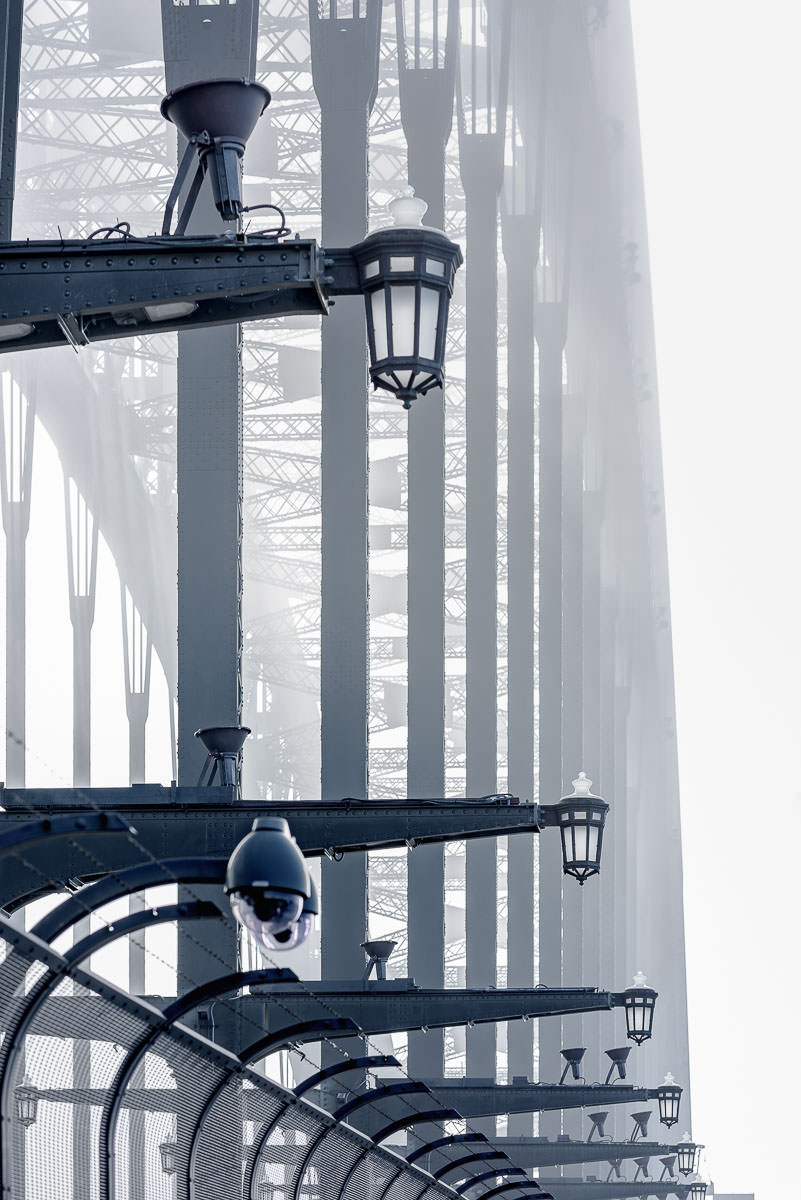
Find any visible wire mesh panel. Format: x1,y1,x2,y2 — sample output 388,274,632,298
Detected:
0,926,154,1200
382,1170,428,1200
1,921,468,1200
250,1100,332,1200
342,1152,398,1200
114,1028,238,1200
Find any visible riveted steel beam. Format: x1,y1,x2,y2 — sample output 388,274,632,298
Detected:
534,1183,687,1200
492,1138,683,1171
0,788,555,909
0,235,372,354
418,1081,663,1121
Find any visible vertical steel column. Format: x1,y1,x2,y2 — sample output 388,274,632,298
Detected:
559,388,585,1091
64,479,99,788
502,0,551,1128
121,589,152,785
63,478,98,1200
459,0,508,1118
396,0,457,1081
501,204,537,1126
0,0,22,240
160,8,259,1195
0,371,33,787
534,299,566,1135
309,0,382,984
579,477,602,1095
161,0,258,995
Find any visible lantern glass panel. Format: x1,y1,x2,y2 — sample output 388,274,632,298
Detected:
426,258,446,276
389,285,416,356
419,287,439,359
571,823,588,863
390,256,415,271
371,290,388,359
363,260,380,279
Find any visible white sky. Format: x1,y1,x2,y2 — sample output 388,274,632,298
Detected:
630,4,801,1197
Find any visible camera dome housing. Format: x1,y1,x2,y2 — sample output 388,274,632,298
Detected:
259,875,319,952
225,817,310,947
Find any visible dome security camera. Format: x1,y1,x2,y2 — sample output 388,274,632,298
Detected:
225,817,311,951
260,875,319,951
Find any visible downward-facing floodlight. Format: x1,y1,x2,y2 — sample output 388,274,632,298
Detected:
633,1157,650,1181
159,1141,178,1177
553,772,609,883
659,1157,677,1181
351,194,462,408
196,724,251,786
362,939,398,980
676,1134,701,1177
587,1112,609,1142
604,1047,632,1083
630,1111,651,1142
559,1047,586,1083
623,972,657,1043
14,1076,38,1129
225,817,311,948
161,78,271,234
656,1072,682,1127
606,1160,623,1182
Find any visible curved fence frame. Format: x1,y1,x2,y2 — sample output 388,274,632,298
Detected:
0,915,534,1200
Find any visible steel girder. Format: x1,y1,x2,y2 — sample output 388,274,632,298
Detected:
413,1082,665,1124
533,1185,688,1200
490,1140,683,1172
0,235,373,354
0,788,560,908
25,984,630,1049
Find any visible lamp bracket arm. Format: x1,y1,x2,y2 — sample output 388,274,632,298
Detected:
319,247,362,295
537,804,560,827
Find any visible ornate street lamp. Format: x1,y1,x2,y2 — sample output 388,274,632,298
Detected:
14,1075,38,1129
159,1141,178,1177
351,194,463,408
676,1134,701,1177
656,1072,682,1127
622,972,657,1044
552,772,609,884
689,1181,707,1200
225,817,311,949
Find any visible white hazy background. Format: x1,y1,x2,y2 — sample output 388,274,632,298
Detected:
630,4,801,1198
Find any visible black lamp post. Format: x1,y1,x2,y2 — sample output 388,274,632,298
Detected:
676,1134,701,1177
551,772,609,884
656,1072,682,1127
351,194,463,408
622,972,658,1043
14,1076,38,1129
159,1141,178,1177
